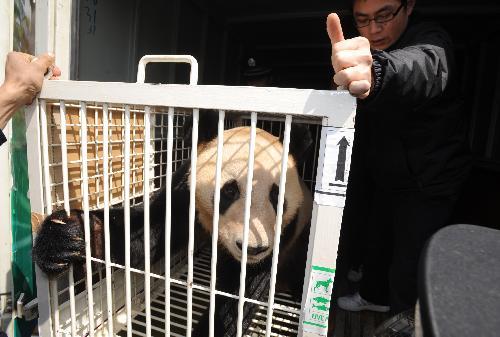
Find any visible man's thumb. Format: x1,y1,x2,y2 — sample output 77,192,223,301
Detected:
327,13,345,44
32,52,55,73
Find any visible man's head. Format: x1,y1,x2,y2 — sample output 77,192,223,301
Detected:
352,0,415,50
243,58,273,87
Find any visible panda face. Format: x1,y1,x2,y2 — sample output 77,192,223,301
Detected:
194,127,306,264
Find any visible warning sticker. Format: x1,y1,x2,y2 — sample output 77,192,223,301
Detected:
314,127,354,207
302,265,335,336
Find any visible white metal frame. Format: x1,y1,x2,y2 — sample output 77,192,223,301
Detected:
39,81,354,124
137,55,199,85
25,2,74,337
27,79,355,337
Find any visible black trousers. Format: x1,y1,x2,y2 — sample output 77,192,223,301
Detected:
358,187,459,313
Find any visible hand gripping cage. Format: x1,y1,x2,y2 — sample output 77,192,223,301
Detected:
25,56,356,337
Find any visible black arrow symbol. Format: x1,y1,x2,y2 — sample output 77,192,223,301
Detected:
335,136,349,182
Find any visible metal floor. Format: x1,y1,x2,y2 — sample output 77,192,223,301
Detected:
118,246,301,337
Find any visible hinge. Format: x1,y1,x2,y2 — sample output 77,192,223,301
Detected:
0,292,12,332
15,293,38,321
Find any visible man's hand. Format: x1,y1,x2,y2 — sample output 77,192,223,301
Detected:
327,13,373,99
0,52,61,129
3,52,61,105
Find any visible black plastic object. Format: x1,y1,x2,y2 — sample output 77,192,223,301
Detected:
373,309,415,337
419,224,500,337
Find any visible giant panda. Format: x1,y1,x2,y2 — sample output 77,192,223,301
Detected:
33,113,313,336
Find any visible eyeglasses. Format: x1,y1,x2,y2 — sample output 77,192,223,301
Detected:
354,3,405,28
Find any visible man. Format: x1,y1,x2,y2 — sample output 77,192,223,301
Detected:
329,0,469,314
0,52,60,146
243,57,273,87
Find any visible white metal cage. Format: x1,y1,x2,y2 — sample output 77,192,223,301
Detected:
26,68,356,337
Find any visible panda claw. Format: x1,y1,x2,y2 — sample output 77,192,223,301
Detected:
37,260,69,276
33,209,88,275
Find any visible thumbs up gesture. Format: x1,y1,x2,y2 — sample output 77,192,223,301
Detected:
327,13,373,99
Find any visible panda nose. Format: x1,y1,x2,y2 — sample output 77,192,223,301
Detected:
236,240,268,255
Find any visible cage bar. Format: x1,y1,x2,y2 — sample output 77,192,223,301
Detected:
124,104,133,337
236,111,258,337
143,106,152,337
59,101,78,337
165,107,175,335
208,110,225,337
186,109,200,337
102,103,115,336
80,101,96,337
40,99,61,336
265,115,292,337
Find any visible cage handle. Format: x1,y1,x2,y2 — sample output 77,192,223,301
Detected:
136,55,199,85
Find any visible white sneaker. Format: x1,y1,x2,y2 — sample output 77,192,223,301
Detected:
347,267,363,282
337,292,390,312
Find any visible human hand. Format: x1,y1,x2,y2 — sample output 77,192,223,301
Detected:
327,13,373,99
0,52,61,129
3,52,61,106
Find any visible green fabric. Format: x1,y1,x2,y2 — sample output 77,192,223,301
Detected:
11,111,37,337
12,0,38,335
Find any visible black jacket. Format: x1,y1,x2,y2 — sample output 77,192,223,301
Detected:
355,20,469,193
0,129,5,147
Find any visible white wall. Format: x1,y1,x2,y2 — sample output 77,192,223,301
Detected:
0,1,14,335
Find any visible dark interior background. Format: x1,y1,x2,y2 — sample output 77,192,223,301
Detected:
74,0,500,229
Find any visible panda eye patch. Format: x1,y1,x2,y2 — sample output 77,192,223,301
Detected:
219,180,240,214
269,183,287,214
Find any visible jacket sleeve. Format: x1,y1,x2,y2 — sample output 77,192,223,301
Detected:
366,23,455,109
0,129,6,147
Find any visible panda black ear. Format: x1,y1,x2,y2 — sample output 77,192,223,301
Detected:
281,123,313,164
181,109,219,147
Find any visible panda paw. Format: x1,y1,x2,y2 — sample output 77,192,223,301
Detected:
33,209,86,276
